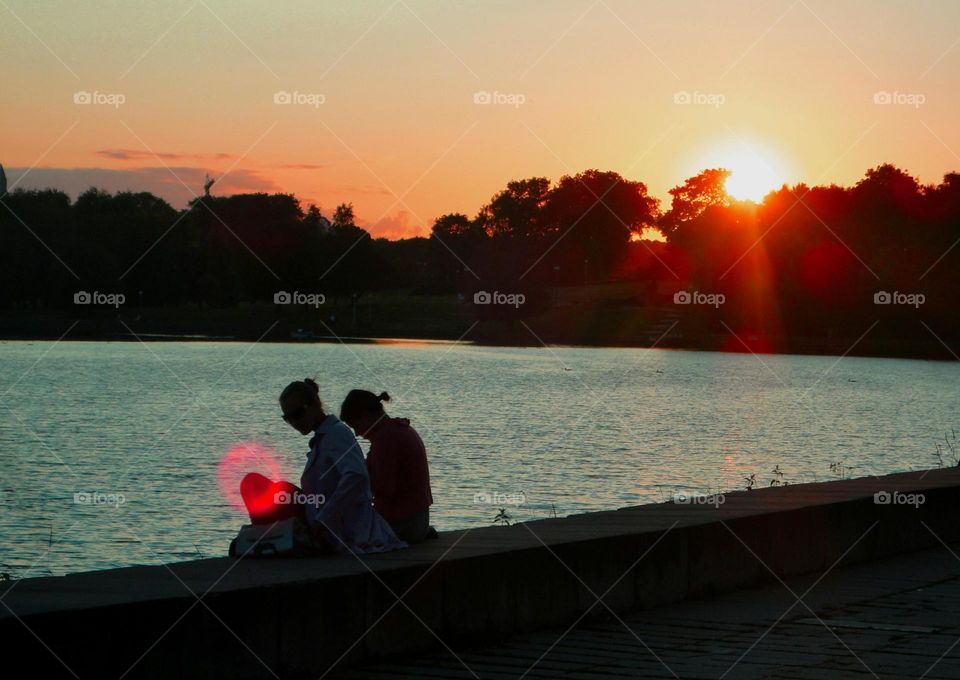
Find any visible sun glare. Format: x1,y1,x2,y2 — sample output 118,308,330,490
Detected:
723,151,782,202
688,142,789,203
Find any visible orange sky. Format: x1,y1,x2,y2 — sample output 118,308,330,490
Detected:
2,0,959,239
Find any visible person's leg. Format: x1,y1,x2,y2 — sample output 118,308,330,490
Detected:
389,508,430,543
287,517,336,555
240,472,304,524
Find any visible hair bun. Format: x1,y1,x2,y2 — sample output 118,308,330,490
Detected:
378,391,391,402
304,377,320,394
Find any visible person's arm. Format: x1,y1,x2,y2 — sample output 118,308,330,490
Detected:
371,437,402,507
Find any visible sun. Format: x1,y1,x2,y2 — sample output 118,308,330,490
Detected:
688,141,789,203
723,150,783,202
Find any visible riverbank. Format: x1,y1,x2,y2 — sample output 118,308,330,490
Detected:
3,467,959,678
1,302,957,361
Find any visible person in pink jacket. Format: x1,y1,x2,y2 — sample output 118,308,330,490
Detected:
340,390,435,543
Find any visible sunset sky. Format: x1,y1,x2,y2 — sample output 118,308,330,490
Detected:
2,0,959,238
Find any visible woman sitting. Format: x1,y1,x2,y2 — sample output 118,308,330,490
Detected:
340,390,435,543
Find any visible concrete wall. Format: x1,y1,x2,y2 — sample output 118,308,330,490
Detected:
4,467,959,678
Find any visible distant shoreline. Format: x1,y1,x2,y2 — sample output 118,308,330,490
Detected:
1,319,955,362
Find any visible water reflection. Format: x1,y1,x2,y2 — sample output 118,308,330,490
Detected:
0,340,957,576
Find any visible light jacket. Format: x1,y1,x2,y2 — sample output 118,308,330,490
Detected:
300,414,406,554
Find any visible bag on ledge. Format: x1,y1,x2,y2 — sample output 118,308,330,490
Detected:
228,517,329,558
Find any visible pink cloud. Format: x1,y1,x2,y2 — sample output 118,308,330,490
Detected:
330,184,391,196
97,149,234,162
363,209,429,239
276,163,327,170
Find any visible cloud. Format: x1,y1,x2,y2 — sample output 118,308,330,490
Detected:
362,209,428,239
96,149,234,162
276,163,327,170
4,166,281,208
330,184,391,196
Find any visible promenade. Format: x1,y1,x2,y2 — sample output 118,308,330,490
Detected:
4,467,959,678
335,536,960,678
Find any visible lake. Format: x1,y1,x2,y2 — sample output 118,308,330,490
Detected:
1,339,957,576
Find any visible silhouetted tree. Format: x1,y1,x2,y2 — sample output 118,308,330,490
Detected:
541,169,659,281
659,168,732,238
332,203,356,228
4,163,960,353
480,177,552,239
425,213,488,293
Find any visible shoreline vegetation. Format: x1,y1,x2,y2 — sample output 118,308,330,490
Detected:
2,284,956,361
3,164,959,362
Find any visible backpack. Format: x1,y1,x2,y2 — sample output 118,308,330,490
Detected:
228,516,329,558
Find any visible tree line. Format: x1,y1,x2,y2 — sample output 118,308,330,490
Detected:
1,163,958,343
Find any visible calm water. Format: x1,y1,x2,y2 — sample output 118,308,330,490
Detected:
1,339,957,577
